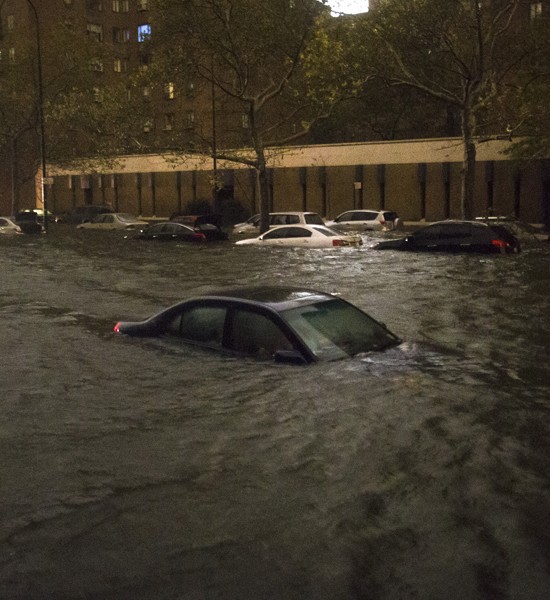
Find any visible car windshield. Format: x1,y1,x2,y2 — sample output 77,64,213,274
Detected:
281,298,400,360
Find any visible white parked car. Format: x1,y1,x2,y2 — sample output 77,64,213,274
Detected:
235,224,362,248
326,209,401,232
77,213,148,230
0,217,23,234
233,211,325,234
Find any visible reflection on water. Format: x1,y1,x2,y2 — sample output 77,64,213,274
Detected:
0,227,549,599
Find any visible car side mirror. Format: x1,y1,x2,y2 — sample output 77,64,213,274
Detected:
273,350,308,365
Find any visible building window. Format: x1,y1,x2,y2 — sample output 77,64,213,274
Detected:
86,0,103,10
137,0,149,9
186,110,195,127
114,57,128,72
92,87,104,102
112,0,129,12
6,14,15,30
143,119,153,133
86,23,103,42
113,27,130,43
139,53,152,70
138,24,151,42
163,113,174,131
142,85,151,100
530,1,542,19
241,113,250,129
89,57,104,72
164,82,175,100
8,47,15,63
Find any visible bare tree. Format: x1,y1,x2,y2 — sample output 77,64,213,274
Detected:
153,0,330,232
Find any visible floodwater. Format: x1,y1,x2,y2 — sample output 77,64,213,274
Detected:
0,227,549,600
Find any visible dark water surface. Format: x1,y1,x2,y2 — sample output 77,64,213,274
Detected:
1,227,549,600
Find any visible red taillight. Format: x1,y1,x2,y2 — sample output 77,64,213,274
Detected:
491,239,508,249
193,233,207,242
114,323,120,333
332,239,344,246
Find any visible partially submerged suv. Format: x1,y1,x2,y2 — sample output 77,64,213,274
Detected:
325,209,401,232
233,212,324,234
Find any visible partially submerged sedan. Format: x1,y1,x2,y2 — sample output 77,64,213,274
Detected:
134,221,207,243
114,287,401,364
374,220,521,253
77,213,147,231
0,217,23,235
235,224,362,248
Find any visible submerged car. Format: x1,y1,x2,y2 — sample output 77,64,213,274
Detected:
114,287,401,363
77,212,147,230
134,221,207,243
56,205,114,224
169,213,228,241
235,224,362,248
0,216,23,235
326,209,401,232
233,211,325,234
13,210,45,234
374,220,521,254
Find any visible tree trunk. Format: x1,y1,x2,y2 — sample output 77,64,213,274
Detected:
460,105,477,220
256,155,271,234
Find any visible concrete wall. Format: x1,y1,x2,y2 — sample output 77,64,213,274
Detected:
41,139,550,227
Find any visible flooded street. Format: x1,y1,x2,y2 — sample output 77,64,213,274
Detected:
1,227,549,600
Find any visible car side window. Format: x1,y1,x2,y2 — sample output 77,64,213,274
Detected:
336,212,352,222
228,309,294,358
264,227,290,239
168,306,226,347
286,227,311,238
0,218,7,226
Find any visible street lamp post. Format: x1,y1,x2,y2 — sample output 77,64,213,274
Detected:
0,0,48,231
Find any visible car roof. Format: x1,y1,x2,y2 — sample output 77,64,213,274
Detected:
185,287,336,312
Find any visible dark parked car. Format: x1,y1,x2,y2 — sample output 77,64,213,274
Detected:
169,214,228,241
374,220,521,254
56,205,114,224
134,221,207,243
114,287,401,364
14,210,45,234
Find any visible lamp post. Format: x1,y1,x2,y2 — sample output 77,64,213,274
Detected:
0,0,48,231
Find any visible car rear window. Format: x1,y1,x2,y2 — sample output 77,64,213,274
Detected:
304,213,324,225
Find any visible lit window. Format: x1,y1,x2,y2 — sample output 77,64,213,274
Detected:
92,87,104,102
112,0,129,12
143,119,153,132
8,47,15,63
86,23,103,42
142,86,151,100
138,0,149,9
113,57,127,72
7,14,15,30
530,1,542,19
138,24,151,42
241,113,250,129
164,82,175,100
